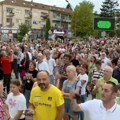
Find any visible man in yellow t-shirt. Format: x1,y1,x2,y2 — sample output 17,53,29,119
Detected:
28,71,64,120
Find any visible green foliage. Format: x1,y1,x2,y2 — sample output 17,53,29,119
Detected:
71,1,94,37
116,28,120,37
17,23,30,42
13,33,17,39
45,18,51,39
19,23,30,36
17,35,24,42
100,0,119,17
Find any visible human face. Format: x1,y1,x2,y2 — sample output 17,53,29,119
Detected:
29,62,35,70
95,63,101,69
101,53,106,59
37,54,43,63
66,70,75,80
101,83,115,103
117,59,120,68
103,68,112,79
91,56,95,62
63,57,70,65
79,66,86,74
10,84,20,95
117,90,120,97
37,72,50,91
45,52,50,59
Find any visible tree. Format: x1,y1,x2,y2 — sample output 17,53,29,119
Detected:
19,23,30,36
100,0,119,17
71,1,94,37
116,28,120,37
45,18,51,40
100,0,120,37
17,23,30,42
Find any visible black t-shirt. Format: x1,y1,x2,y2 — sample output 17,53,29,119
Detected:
24,69,38,90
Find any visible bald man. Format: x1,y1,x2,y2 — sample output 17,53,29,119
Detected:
36,53,50,74
28,71,64,120
92,66,118,99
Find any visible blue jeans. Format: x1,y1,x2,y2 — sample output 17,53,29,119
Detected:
24,89,30,107
79,94,86,120
49,75,55,85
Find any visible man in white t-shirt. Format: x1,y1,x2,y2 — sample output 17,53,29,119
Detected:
44,50,56,85
78,74,88,98
36,53,50,74
101,52,111,69
70,81,120,120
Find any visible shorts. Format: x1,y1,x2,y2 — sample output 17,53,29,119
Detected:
64,100,78,117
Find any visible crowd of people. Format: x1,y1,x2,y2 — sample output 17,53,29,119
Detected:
0,37,120,120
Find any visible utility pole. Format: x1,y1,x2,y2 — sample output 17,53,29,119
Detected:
1,0,4,28
30,0,33,29
29,0,33,40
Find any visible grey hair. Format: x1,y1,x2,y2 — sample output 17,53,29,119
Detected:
104,66,113,73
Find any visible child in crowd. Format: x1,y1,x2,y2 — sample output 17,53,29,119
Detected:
5,80,26,120
116,84,120,105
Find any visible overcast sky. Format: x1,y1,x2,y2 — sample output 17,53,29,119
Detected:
25,0,120,13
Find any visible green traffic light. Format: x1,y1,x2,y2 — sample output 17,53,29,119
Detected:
97,21,111,29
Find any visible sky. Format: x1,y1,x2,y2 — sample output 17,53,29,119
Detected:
25,0,120,13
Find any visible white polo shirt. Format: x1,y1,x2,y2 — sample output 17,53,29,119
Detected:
36,61,50,74
80,99,120,120
77,74,88,95
44,58,56,75
101,57,111,69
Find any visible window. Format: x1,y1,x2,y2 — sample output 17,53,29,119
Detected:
61,15,66,20
25,9,31,15
25,20,30,25
6,7,13,13
6,18,12,23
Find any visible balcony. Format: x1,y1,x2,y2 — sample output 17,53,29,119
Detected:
41,15,48,20
64,19,71,23
6,12,14,17
53,17,61,21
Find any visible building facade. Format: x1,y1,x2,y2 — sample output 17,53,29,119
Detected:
0,0,72,40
